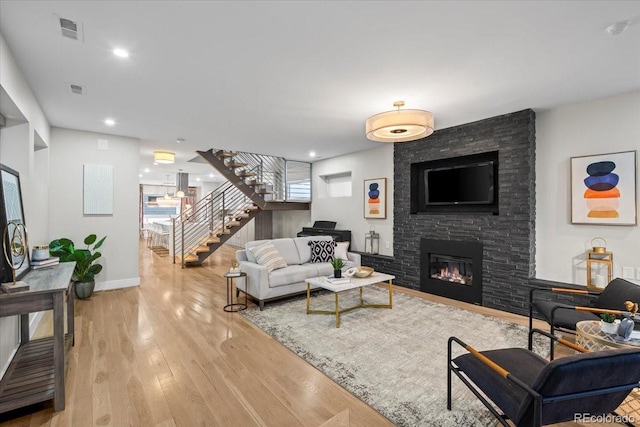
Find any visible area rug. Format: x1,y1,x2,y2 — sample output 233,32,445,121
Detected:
242,286,548,427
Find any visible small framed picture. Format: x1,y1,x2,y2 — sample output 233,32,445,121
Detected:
570,150,637,225
364,178,386,219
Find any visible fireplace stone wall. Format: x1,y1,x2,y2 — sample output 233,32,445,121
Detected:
389,109,536,315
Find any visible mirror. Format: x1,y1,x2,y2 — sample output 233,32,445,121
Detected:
0,164,30,282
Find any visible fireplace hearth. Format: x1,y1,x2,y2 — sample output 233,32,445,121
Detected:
421,239,483,305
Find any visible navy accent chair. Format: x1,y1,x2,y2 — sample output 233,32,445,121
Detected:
448,329,640,427
529,278,640,358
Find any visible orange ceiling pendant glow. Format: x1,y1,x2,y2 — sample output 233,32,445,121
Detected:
154,150,175,164
365,101,434,143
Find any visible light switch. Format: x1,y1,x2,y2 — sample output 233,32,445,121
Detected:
98,139,108,150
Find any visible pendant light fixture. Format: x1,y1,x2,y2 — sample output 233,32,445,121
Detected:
176,170,188,198
154,150,175,164
365,101,434,143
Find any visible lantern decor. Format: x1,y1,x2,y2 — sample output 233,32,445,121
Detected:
364,227,379,254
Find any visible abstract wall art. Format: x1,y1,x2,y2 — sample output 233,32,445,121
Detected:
571,151,637,225
364,178,386,219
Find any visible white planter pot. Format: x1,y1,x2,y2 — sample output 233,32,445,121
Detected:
600,320,619,335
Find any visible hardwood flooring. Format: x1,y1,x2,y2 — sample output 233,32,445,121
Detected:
0,242,627,426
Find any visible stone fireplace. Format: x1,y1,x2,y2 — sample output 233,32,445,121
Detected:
421,239,483,305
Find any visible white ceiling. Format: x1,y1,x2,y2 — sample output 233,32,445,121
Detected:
1,1,639,186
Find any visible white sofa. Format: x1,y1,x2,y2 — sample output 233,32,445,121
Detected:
236,235,361,310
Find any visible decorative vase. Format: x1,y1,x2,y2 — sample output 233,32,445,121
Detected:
333,269,342,279
617,317,634,340
600,320,618,335
75,280,95,299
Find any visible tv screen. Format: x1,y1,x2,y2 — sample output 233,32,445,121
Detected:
425,162,494,205
410,151,499,214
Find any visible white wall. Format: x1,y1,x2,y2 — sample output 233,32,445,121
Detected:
312,145,394,255
49,128,141,290
0,33,52,377
536,91,640,286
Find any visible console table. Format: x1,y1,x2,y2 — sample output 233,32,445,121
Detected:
0,262,75,413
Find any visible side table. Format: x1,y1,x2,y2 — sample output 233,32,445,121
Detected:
576,320,640,422
223,272,248,312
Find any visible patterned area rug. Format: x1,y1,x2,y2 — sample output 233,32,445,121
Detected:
242,286,548,426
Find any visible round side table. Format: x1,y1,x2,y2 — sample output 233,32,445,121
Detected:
575,320,640,422
576,320,640,351
223,272,248,312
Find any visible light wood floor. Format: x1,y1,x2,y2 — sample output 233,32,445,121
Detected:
0,242,627,426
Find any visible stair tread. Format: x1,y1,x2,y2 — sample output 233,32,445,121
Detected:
226,213,250,218
226,221,241,227
183,255,199,263
215,150,236,159
195,245,210,253
246,181,265,186
236,171,256,177
244,205,259,211
226,161,247,168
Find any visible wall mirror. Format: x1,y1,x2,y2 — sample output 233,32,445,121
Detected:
0,163,30,282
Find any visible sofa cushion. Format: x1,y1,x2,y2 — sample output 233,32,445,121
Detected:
249,243,288,272
245,239,271,263
269,265,315,288
335,241,350,260
294,235,334,264
271,238,302,265
309,240,336,262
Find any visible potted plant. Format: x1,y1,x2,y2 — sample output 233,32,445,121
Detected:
330,258,345,278
599,312,618,334
49,234,107,299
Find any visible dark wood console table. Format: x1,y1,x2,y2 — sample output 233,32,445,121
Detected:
0,262,75,413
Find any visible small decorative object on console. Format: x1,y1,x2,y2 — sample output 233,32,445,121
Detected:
228,259,241,277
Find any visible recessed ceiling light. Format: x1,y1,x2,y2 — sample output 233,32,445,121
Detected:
309,151,316,158
113,48,129,58
176,138,185,144
196,178,201,182
104,118,115,126
144,168,150,173
209,173,214,178
139,174,143,178
605,21,631,36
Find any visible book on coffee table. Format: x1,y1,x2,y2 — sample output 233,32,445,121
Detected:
326,277,350,285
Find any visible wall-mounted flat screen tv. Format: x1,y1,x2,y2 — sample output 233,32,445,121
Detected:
411,151,499,214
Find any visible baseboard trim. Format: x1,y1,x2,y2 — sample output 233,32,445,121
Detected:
95,277,140,292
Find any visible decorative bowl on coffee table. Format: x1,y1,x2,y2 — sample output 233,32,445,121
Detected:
354,266,374,278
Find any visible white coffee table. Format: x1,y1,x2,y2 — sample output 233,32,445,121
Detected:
305,272,395,327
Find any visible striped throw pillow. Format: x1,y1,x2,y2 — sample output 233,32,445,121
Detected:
249,243,288,272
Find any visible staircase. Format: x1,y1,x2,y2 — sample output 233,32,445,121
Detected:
172,149,310,267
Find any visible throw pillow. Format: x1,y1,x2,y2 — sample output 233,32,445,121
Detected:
308,240,336,263
335,241,350,261
249,243,288,272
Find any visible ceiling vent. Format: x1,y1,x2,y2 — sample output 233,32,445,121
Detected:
56,15,83,42
68,84,85,95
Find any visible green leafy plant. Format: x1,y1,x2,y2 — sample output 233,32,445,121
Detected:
330,258,345,270
600,311,616,323
49,234,107,282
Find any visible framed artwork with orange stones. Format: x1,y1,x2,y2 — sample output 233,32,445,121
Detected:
364,178,386,219
570,150,637,225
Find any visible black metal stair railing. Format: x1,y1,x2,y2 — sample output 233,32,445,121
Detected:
172,182,255,267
